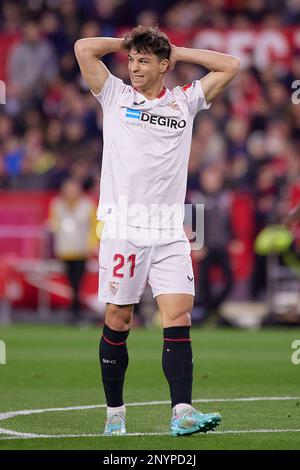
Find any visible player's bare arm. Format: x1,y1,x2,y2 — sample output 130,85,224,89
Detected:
74,37,123,95
169,46,240,103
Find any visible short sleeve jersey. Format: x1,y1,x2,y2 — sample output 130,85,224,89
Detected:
92,74,210,229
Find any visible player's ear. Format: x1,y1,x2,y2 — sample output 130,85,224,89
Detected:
160,59,169,74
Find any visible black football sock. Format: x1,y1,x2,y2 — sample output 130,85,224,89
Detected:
99,324,129,408
162,326,193,408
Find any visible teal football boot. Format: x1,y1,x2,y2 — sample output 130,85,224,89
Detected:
103,413,126,436
171,406,221,437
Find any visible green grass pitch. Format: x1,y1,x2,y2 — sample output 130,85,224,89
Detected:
0,324,300,450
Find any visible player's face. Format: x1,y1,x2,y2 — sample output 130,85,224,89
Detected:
128,49,167,89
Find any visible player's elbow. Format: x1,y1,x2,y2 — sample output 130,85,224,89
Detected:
74,39,86,57
228,56,240,76
74,39,97,57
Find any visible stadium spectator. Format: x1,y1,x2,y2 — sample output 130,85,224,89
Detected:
190,162,234,317
8,18,58,111
251,160,280,299
48,178,97,322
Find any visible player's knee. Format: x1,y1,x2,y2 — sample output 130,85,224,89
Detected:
158,294,194,327
168,297,193,321
171,310,191,325
105,304,133,331
108,315,132,331
162,310,192,328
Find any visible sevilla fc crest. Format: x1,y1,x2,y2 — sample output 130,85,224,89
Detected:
109,281,119,295
168,100,181,112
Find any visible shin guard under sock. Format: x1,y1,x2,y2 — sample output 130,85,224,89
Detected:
99,324,129,408
162,326,193,408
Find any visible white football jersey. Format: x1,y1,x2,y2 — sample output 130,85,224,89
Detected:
92,74,210,229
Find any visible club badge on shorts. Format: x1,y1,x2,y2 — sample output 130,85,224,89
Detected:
109,281,119,295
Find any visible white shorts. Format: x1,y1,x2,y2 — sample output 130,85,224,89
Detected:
98,222,195,304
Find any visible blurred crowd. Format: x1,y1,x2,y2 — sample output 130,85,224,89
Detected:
0,0,300,255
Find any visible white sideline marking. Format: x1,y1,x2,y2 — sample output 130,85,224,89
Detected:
0,428,39,438
0,396,299,441
1,429,300,441
1,396,299,421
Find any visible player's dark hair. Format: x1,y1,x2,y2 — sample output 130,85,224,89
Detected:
122,26,171,61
